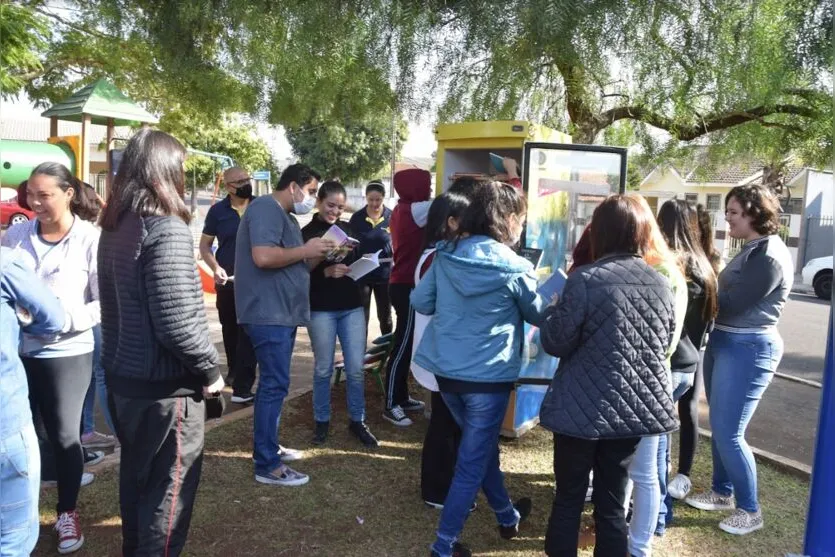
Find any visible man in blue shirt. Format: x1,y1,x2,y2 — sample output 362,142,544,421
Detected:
1,246,65,556
200,167,258,403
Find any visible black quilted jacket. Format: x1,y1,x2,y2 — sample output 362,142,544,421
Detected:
539,254,679,440
98,213,220,398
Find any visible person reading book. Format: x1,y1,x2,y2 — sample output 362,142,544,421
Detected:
301,181,379,448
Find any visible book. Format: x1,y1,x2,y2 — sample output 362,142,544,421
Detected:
537,268,568,301
490,152,507,174
518,247,543,269
347,250,382,281
321,224,359,262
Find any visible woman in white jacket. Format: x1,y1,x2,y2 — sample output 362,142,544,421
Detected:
1,162,101,554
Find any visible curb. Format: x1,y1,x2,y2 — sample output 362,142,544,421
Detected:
698,427,811,481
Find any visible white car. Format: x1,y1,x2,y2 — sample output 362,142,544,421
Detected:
801,256,833,300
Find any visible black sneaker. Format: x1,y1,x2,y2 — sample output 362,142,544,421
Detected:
231,392,255,404
383,405,413,426
311,421,329,445
348,421,379,447
498,497,532,540
430,542,472,557
83,448,105,467
401,397,426,412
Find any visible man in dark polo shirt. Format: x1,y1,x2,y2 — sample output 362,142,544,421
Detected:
199,166,257,403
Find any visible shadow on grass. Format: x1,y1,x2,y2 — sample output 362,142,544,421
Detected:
35,376,810,557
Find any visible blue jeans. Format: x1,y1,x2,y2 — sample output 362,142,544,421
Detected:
308,308,366,423
246,324,297,475
82,325,114,435
432,390,519,557
657,371,694,532
704,329,782,513
0,424,40,557
627,434,661,557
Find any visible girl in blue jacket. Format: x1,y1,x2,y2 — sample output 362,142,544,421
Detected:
411,181,546,557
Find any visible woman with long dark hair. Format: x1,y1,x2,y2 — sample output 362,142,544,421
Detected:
655,199,719,531
412,181,474,509
686,185,793,535
539,194,679,557
98,129,224,556
2,162,102,554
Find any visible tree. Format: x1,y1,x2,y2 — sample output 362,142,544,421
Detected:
286,114,408,184
160,117,277,190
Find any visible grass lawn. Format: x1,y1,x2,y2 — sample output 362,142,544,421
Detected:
36,380,809,556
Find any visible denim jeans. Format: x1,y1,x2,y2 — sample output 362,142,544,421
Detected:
627,434,661,557
656,371,694,531
0,423,40,557
82,325,114,435
432,390,519,557
704,329,782,513
246,324,297,475
307,308,366,423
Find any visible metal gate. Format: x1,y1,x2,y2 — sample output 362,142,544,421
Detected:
803,215,834,265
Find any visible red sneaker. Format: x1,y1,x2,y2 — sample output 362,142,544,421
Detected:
55,510,84,554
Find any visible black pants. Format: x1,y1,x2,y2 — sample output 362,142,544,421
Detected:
109,392,205,557
385,283,414,409
677,356,704,476
23,353,92,514
545,433,640,557
216,284,257,395
421,392,462,504
361,282,393,336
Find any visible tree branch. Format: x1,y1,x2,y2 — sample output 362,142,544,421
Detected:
33,6,120,41
598,104,817,141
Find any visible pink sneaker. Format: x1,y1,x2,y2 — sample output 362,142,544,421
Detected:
55,510,84,554
81,431,117,449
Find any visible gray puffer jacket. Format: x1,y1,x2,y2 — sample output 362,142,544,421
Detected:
539,254,679,440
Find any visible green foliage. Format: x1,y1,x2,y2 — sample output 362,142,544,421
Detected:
159,117,276,189
286,113,408,184
0,3,48,97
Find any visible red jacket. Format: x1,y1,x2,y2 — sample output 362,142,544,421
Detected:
389,168,432,286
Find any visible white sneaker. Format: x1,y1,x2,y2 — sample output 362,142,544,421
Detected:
685,490,735,511
719,509,764,535
278,445,303,462
383,405,413,427
255,465,310,487
43,472,94,489
667,473,693,500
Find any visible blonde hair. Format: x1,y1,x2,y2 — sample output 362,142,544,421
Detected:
625,193,678,270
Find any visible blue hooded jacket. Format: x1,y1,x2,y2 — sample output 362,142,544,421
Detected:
1,247,65,440
410,235,546,384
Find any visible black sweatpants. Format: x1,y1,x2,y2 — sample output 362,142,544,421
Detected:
545,433,640,557
109,392,205,557
421,391,462,504
385,283,414,409
677,356,704,477
361,282,393,336
23,353,92,514
216,284,257,395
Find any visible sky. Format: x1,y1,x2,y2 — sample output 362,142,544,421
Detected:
2,95,438,160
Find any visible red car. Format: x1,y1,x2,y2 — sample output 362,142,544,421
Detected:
0,190,35,228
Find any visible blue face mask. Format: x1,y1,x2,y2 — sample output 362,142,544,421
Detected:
293,190,316,214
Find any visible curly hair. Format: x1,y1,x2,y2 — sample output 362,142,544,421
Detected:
725,184,780,236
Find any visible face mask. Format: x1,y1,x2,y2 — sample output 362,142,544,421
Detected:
234,183,253,198
293,189,316,214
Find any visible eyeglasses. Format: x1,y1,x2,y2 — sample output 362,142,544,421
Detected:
228,178,251,187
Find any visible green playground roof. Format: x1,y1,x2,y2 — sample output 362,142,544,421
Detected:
41,79,159,126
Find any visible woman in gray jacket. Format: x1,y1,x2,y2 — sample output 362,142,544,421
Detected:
538,194,679,557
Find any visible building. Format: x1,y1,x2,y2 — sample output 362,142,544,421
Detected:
639,158,832,266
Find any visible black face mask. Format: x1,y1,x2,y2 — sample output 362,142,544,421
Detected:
233,183,253,198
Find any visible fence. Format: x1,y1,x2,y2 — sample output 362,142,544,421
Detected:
727,214,794,260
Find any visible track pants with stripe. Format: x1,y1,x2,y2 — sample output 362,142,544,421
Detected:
385,283,415,409
109,392,205,557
